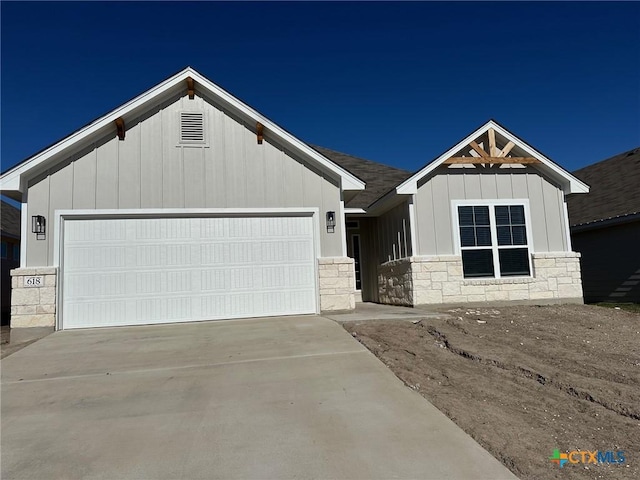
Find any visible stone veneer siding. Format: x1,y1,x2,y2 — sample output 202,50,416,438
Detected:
378,259,414,306
10,267,57,328
318,257,356,311
378,252,583,306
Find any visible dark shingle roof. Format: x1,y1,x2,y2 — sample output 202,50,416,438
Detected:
1,201,21,238
311,146,412,209
567,147,640,226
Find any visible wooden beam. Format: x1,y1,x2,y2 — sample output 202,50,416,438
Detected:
444,156,541,164
256,122,264,144
469,141,489,158
498,141,515,157
488,128,497,156
115,117,125,140
186,77,195,99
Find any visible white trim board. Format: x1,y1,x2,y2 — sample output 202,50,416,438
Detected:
53,207,322,330
395,120,589,197
450,199,535,280
1,67,365,194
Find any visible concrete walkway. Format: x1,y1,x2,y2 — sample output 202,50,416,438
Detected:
324,301,450,323
1,315,516,479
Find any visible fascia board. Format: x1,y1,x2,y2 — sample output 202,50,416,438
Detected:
490,122,589,195
1,68,192,191
396,120,590,196
1,67,364,193
395,123,492,195
0,174,21,191
190,71,364,191
366,189,411,216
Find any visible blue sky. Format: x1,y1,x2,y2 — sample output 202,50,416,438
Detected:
1,1,639,175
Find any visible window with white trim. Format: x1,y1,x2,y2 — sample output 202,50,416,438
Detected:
457,204,531,278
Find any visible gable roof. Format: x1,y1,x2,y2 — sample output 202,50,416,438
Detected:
567,146,640,228
311,146,412,209
394,119,589,197
1,201,21,239
0,67,364,197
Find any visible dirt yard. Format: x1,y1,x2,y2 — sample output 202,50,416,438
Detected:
342,304,639,480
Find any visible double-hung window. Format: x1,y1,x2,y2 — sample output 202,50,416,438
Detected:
457,202,531,278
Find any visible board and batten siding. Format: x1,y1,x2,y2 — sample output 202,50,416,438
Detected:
414,166,569,256
25,93,343,266
376,201,412,263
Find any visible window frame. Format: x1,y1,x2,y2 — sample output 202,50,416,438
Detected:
452,199,534,279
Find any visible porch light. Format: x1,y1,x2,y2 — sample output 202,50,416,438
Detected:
326,211,336,233
32,215,46,239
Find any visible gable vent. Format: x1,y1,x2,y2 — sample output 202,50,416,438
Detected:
180,112,205,143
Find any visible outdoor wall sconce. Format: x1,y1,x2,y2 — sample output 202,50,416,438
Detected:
32,215,46,240
326,211,336,233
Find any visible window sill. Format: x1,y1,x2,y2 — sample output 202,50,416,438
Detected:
463,277,535,286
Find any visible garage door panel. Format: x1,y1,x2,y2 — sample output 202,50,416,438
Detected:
62,215,317,329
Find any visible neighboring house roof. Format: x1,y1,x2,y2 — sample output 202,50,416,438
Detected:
311,146,412,209
1,201,21,239
567,146,640,228
0,67,364,198
392,119,589,198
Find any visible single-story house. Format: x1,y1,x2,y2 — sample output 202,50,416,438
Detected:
567,147,640,303
1,200,21,324
0,67,589,330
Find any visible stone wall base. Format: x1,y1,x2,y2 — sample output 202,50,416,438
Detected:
377,252,584,306
318,257,356,311
10,267,57,328
377,258,413,306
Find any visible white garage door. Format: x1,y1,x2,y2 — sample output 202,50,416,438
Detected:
61,215,317,329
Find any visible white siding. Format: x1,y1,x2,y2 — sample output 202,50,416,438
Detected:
26,93,343,265
415,166,568,255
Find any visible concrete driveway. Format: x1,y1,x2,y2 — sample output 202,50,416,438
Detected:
1,315,516,479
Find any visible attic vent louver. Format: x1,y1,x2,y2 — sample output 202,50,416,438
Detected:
180,112,205,143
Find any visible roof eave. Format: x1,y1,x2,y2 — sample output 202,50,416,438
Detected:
396,120,590,197
0,67,364,193
192,73,365,191
571,212,640,233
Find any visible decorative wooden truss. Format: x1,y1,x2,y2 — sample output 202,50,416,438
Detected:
444,128,540,165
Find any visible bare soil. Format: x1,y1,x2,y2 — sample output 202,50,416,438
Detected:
342,304,640,480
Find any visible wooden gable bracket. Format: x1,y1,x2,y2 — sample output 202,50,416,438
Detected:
256,122,264,144
186,77,195,99
115,117,125,141
444,136,541,165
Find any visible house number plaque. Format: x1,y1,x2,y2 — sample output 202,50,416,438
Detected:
24,276,44,288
